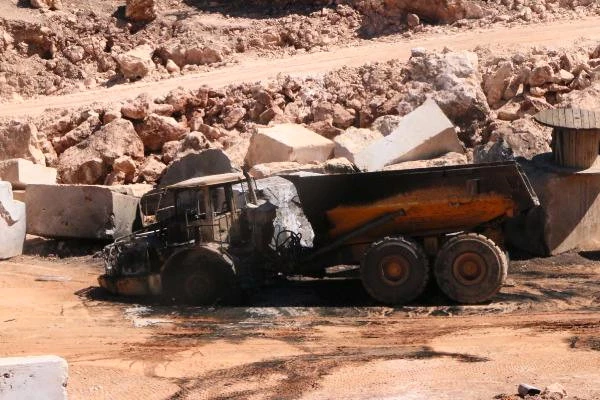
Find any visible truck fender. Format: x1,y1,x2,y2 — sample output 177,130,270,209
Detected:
160,246,236,277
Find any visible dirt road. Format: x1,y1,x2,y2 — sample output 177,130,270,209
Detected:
0,251,599,399
2,17,600,119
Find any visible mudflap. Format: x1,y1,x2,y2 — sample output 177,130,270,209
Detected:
98,274,162,297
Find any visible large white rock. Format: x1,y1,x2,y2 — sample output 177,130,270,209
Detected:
245,124,334,167
0,181,26,259
507,155,600,255
115,44,155,80
25,184,140,239
0,122,45,165
0,158,57,189
333,127,383,164
354,99,464,171
0,355,67,400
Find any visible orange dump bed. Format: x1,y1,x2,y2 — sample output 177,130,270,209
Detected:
284,161,539,246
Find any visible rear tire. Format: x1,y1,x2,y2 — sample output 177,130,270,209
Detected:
434,233,508,304
162,252,237,305
360,237,429,305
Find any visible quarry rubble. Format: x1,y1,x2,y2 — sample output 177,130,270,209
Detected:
4,41,600,185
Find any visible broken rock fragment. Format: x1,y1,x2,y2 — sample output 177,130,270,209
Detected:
115,45,155,80
58,119,144,184
136,113,188,151
126,0,156,22
0,122,45,165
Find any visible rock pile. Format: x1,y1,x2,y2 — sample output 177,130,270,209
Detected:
1,0,598,101
4,42,600,185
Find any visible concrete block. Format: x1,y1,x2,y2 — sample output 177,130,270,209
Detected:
333,127,383,164
507,155,600,255
245,123,334,167
0,355,67,400
0,158,57,189
0,181,26,260
25,184,140,239
354,99,464,171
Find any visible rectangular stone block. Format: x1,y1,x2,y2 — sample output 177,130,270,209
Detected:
507,156,600,255
0,355,68,400
0,158,57,189
25,184,140,239
245,123,334,167
0,181,26,260
355,99,464,171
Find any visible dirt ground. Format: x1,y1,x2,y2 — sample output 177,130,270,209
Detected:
0,248,599,400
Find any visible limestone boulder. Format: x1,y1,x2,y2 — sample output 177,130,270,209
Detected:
333,127,383,164
0,182,26,259
140,157,167,184
135,113,188,151
355,99,464,172
30,0,61,9
25,184,140,239
483,61,513,108
58,119,144,184
371,115,403,136
245,124,334,167
115,45,155,80
0,122,45,165
508,156,600,255
558,81,600,110
528,60,554,87
332,104,355,129
407,50,489,124
126,0,156,22
0,159,57,189
52,112,101,154
121,93,153,120
112,155,137,183
185,45,223,65
486,119,551,160
222,107,246,129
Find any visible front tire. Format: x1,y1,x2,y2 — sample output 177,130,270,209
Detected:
360,237,429,305
434,233,508,304
162,251,237,305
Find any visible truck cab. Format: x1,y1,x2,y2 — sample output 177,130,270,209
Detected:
99,172,261,303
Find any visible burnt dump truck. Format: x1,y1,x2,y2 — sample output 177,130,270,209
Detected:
99,161,539,305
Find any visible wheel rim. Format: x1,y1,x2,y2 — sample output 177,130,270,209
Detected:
184,273,214,303
380,255,411,285
452,252,487,286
